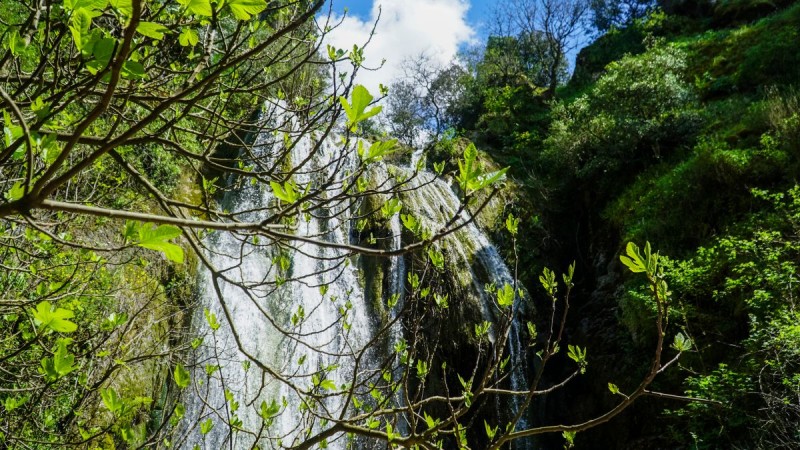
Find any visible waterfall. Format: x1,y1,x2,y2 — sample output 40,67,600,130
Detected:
179,107,532,449
399,169,533,442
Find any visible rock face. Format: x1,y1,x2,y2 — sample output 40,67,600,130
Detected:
395,167,535,448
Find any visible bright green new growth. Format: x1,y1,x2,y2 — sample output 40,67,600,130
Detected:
340,85,383,131
456,143,509,195
227,0,268,20
270,179,303,204
136,22,170,40
101,387,124,414
31,301,78,333
497,283,515,308
567,344,588,374
358,139,398,163
381,197,402,218
174,363,191,389
125,221,184,263
40,339,76,381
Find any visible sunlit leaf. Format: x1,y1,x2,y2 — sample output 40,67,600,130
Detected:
228,0,267,20
179,28,199,46
53,339,76,376
31,301,78,333
174,363,191,388
65,0,108,11
340,85,382,131
101,387,123,413
122,60,145,79
137,22,170,40
134,223,184,263
109,0,133,16
5,182,24,201
178,0,213,16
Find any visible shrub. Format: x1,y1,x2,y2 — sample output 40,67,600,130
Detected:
544,44,698,189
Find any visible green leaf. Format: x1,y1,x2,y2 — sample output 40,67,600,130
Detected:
358,139,397,164
170,403,186,426
433,293,448,309
53,339,76,376
416,360,429,379
401,213,421,235
319,379,337,391
455,143,508,194
270,180,301,204
101,387,123,413
40,357,58,380
505,213,519,236
386,422,396,442
619,242,645,273
66,0,108,11
497,283,515,308
427,247,444,270
122,60,145,79
539,267,557,296
484,420,498,440
608,382,620,395
381,197,402,218
31,301,78,333
672,332,693,352
179,28,199,46
86,37,116,74
178,0,213,16
5,182,24,201
259,399,280,419
205,364,220,377
30,97,52,121
200,418,213,435
4,395,29,412
69,8,93,50
474,321,491,338
109,0,133,16
468,167,508,192
135,223,184,263
174,363,191,388
567,345,588,374
526,321,537,340
227,0,267,20
204,308,220,330
136,22,170,40
4,111,23,150
424,412,436,429
340,85,382,131
7,30,27,56
563,431,577,448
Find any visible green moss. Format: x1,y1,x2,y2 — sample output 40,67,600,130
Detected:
681,3,800,96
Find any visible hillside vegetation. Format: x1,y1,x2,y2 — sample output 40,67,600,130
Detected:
430,1,800,447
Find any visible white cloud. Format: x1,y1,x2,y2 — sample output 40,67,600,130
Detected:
323,0,475,96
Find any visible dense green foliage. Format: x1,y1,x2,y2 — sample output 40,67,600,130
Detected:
408,0,800,447
1,0,672,446
4,0,800,446
0,0,333,446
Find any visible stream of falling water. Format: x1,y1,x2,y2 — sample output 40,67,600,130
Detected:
181,113,532,449
400,168,532,444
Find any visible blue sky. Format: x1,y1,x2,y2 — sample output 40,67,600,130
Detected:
322,0,587,94
323,0,490,93
331,0,495,39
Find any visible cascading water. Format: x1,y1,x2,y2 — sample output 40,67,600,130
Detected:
181,106,375,449
180,106,532,449
399,169,533,441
